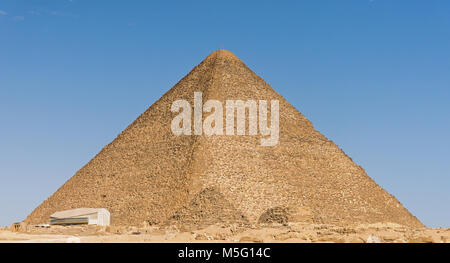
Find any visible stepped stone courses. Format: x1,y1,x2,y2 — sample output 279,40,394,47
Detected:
25,50,423,228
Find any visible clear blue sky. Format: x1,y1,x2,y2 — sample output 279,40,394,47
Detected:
0,0,449,228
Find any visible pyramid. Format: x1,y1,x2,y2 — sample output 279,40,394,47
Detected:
25,50,423,228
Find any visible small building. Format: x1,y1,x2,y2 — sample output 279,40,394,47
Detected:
50,208,110,226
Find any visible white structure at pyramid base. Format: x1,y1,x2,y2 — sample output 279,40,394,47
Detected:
50,208,110,226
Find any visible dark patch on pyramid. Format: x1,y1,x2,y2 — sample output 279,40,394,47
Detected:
25,50,423,228
167,187,249,226
258,207,291,224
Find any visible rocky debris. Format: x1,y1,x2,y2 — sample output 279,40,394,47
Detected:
2,222,448,243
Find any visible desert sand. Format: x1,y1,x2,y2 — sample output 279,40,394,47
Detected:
1,222,448,243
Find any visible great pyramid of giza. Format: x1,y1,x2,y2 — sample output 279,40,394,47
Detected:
25,50,423,228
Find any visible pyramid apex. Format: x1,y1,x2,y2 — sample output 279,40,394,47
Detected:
206,49,241,61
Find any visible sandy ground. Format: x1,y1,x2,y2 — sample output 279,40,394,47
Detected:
1,222,449,243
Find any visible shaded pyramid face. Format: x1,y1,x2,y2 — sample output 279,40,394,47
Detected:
26,50,423,228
